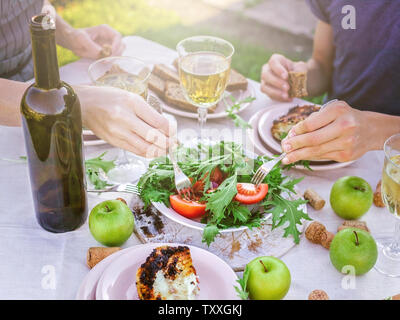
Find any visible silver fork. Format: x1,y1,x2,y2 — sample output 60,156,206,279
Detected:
87,183,140,195
251,153,287,185
170,148,192,198
251,99,339,185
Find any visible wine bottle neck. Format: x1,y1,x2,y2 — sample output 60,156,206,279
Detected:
30,14,60,90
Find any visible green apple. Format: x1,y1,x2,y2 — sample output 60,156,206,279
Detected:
89,199,134,246
246,256,291,300
330,228,377,275
330,176,373,219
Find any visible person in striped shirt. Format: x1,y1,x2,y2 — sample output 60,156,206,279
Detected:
0,0,172,158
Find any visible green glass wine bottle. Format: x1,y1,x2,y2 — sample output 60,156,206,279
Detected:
21,14,87,233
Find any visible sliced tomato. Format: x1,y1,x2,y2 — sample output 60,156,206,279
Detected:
192,180,205,195
170,194,206,219
234,183,269,205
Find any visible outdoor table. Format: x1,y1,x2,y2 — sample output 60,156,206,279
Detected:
0,36,399,300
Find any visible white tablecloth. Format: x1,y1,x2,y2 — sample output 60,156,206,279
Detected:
0,36,399,300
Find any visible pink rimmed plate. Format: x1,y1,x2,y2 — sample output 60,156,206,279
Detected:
95,243,239,300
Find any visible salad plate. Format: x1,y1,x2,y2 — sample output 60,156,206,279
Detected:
152,146,270,233
96,243,239,300
83,129,107,147
138,142,310,245
151,201,260,233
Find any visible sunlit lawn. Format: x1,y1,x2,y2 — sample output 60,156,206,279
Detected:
56,0,324,103
55,0,271,81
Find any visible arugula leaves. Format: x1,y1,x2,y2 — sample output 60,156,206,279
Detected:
137,157,175,208
202,173,261,245
263,196,310,244
225,96,256,129
137,141,311,246
205,174,238,224
202,224,221,247
85,152,116,190
235,265,250,300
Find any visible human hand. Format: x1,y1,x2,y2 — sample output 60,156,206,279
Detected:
281,101,372,164
261,54,307,102
78,86,174,158
69,24,125,59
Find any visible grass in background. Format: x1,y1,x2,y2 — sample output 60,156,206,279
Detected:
55,0,271,81
55,0,324,103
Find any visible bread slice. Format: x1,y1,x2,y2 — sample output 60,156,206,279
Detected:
148,74,165,98
153,64,180,83
136,246,199,300
165,81,216,113
288,71,308,98
227,69,248,91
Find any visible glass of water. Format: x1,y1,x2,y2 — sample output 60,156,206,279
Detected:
88,56,152,184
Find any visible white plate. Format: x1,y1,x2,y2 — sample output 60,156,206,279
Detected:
96,243,239,300
83,129,94,136
247,109,355,171
152,202,260,233
76,247,133,300
84,139,108,147
160,83,255,119
83,130,108,147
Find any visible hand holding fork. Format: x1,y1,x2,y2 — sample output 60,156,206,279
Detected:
252,99,338,185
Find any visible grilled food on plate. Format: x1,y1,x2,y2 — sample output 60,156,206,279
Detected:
136,246,199,300
271,104,320,141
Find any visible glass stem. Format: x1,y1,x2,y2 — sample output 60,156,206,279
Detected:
116,150,130,166
390,218,400,254
198,107,208,141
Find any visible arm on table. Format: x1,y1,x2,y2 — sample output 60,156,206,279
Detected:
261,20,334,101
0,79,172,157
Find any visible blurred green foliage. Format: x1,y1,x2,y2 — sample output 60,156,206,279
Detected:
55,0,270,81
55,0,324,103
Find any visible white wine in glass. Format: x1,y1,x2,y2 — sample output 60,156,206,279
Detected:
179,52,231,107
177,36,234,145
375,134,400,277
96,72,148,99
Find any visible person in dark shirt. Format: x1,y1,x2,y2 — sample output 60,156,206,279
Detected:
261,0,400,164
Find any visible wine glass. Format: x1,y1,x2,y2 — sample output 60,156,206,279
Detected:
176,36,234,145
88,56,151,184
375,133,400,277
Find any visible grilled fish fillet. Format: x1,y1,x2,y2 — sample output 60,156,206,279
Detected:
271,104,320,141
136,246,199,300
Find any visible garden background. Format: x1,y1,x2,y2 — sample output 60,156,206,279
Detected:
54,0,323,103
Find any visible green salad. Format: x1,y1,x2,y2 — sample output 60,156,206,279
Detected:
138,141,311,245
